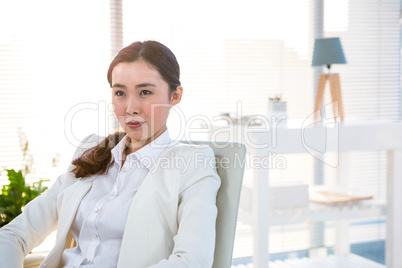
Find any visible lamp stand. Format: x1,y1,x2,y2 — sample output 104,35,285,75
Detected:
314,73,344,121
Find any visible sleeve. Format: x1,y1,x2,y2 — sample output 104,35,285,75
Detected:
0,134,95,268
147,146,221,268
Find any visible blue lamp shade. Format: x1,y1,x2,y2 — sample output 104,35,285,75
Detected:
312,37,347,67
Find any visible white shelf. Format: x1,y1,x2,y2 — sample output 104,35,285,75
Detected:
232,254,384,268
239,193,386,226
212,120,402,155
269,200,386,226
210,121,402,267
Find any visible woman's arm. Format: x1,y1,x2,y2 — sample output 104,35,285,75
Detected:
0,134,95,267
148,146,221,268
0,173,63,267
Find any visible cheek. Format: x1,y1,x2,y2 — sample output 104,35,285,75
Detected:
153,107,170,122
143,98,169,116
112,100,125,116
143,105,169,124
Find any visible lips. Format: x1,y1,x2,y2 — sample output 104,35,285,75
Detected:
127,120,142,125
126,120,145,128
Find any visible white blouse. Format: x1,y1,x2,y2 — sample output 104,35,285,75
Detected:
61,129,171,268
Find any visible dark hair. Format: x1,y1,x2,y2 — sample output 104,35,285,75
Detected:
107,40,180,94
72,41,181,178
71,131,126,178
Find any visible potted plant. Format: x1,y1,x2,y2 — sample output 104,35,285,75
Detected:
0,169,47,227
0,129,49,227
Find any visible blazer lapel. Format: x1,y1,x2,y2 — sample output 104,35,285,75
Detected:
117,166,163,267
116,140,182,267
40,178,94,268
57,178,94,236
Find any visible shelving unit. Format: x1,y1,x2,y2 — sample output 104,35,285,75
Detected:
231,254,384,268
239,197,386,226
210,119,402,268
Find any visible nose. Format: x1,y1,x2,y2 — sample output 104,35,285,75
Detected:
126,96,140,115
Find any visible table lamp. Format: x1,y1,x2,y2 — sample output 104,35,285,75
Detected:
312,37,347,121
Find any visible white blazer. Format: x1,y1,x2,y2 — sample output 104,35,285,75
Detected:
0,134,221,268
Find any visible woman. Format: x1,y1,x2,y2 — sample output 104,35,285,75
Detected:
0,41,221,268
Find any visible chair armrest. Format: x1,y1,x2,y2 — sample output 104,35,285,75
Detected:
23,254,46,268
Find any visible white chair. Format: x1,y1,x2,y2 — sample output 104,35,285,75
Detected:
182,141,246,268
24,141,246,268
23,254,46,268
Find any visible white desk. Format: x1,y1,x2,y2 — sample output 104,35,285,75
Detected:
210,119,402,268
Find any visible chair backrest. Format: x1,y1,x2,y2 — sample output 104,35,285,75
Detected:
180,140,246,268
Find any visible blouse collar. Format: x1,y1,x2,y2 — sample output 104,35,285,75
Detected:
111,128,171,171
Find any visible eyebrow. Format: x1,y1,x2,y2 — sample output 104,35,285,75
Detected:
135,83,157,89
111,83,157,89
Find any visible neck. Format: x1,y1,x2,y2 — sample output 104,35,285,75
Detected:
124,125,167,156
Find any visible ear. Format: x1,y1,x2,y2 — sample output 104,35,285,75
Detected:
170,86,183,107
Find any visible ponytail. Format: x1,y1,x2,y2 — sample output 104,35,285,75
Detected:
71,131,126,178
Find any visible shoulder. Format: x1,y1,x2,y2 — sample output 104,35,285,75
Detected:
60,134,102,185
160,141,215,163
165,140,214,153
156,140,218,180
71,134,104,160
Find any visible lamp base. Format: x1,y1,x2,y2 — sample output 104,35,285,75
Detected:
314,74,345,120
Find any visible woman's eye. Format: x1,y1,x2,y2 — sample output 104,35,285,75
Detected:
115,91,125,96
140,90,152,96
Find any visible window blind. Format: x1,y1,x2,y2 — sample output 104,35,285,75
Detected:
0,0,111,183
322,0,401,251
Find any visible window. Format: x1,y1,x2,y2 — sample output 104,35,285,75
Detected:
0,0,111,182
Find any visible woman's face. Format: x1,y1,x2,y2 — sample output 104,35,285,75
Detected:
111,60,182,152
